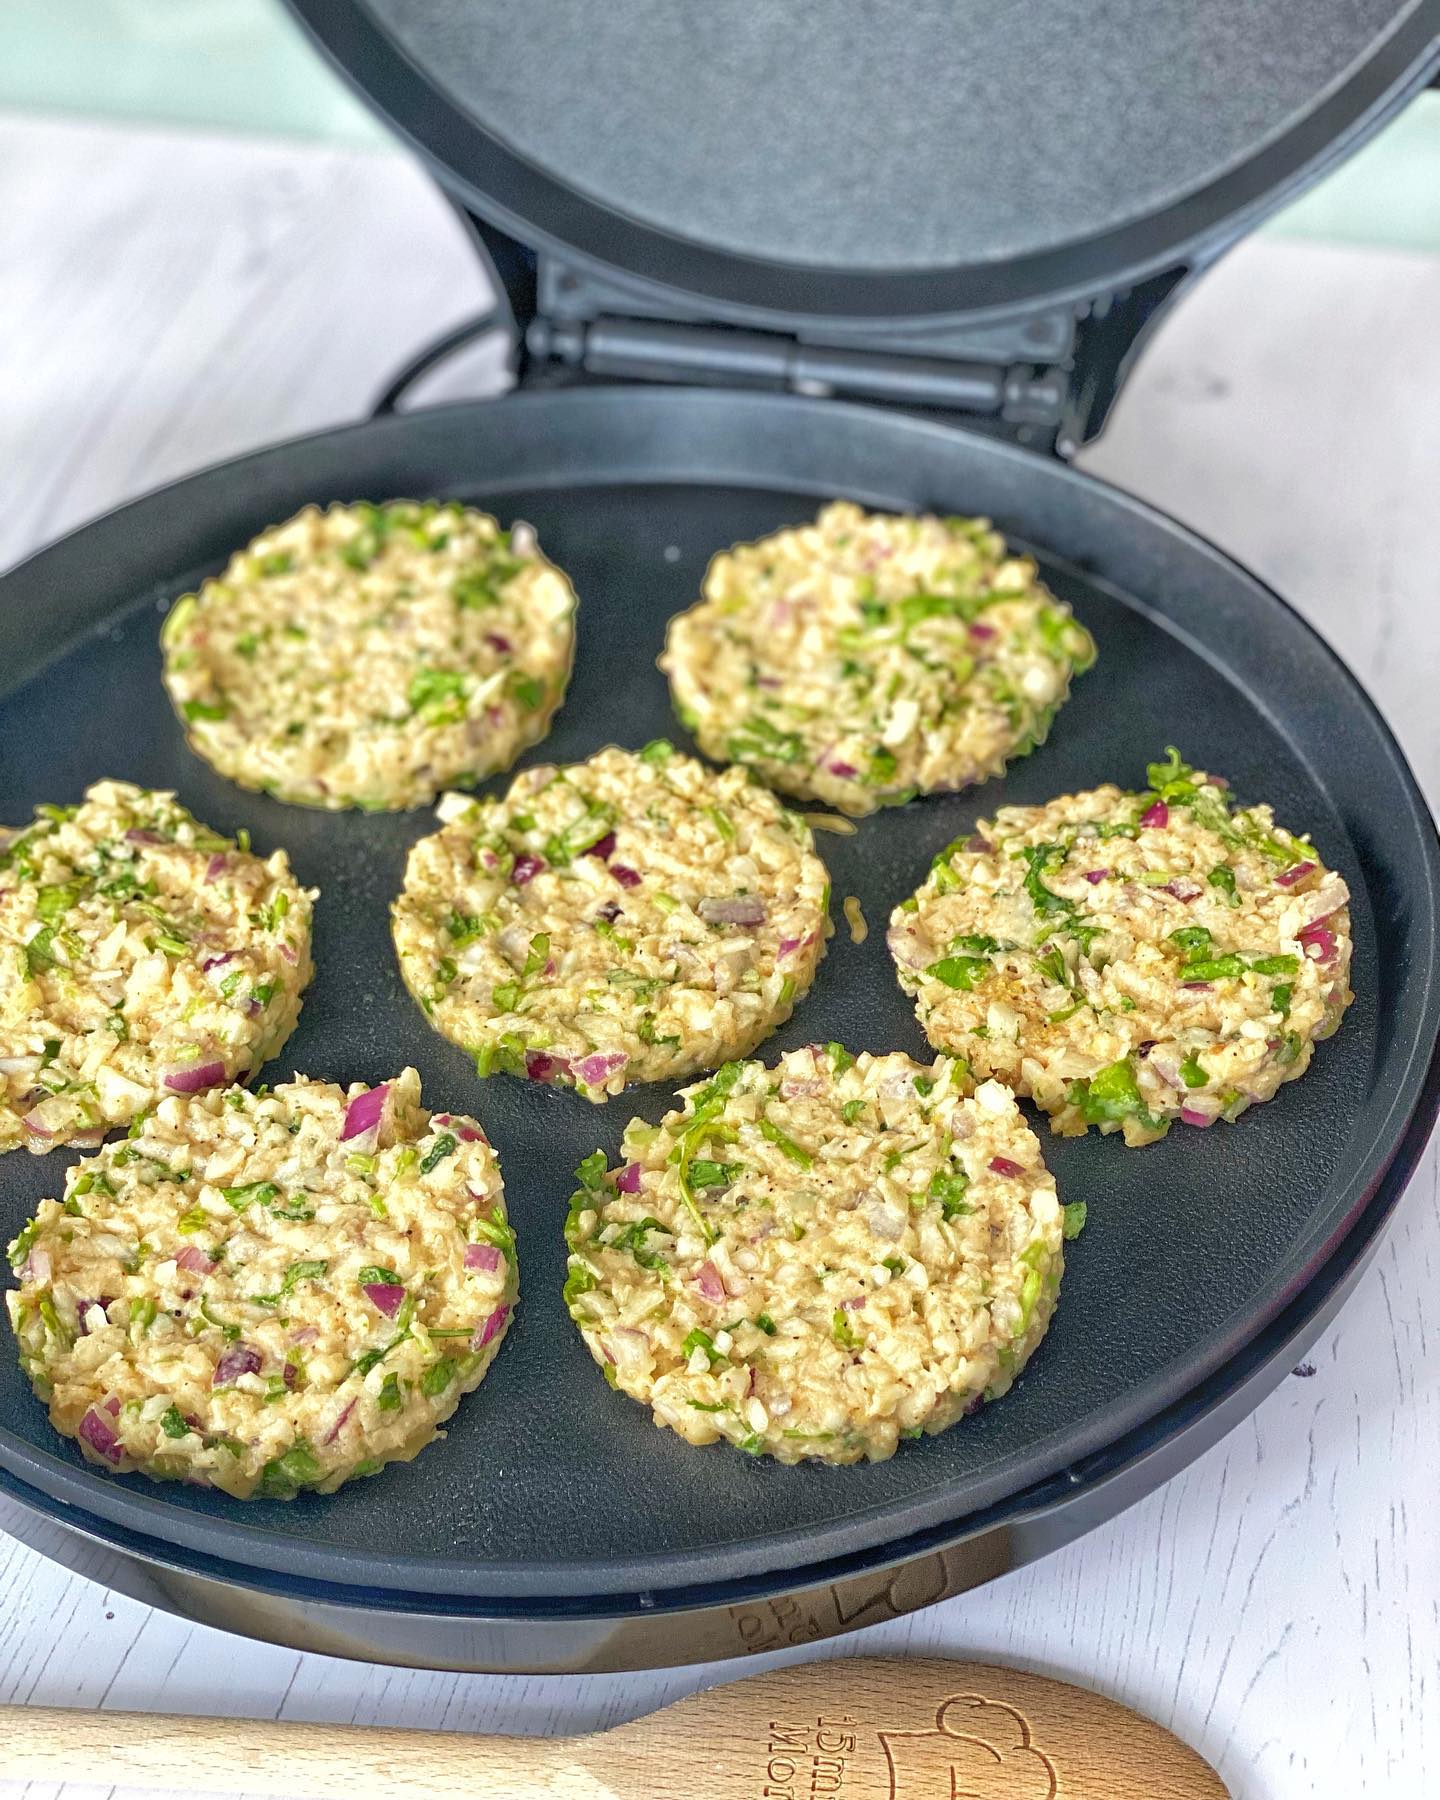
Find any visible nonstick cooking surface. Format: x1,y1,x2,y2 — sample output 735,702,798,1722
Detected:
0,390,1434,1602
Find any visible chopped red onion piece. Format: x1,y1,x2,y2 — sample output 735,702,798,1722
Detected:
1180,981,1213,991
175,1245,216,1276
201,951,237,973
524,1050,570,1083
324,1398,357,1445
698,895,767,926
464,1243,502,1272
78,1407,123,1464
988,1156,1024,1178
586,832,617,861
1180,1106,1216,1128
340,1083,389,1141
615,1161,643,1194
1162,878,1203,902
471,1302,511,1350
289,1325,319,1345
124,828,165,846
511,852,545,885
73,1297,105,1336
363,1282,406,1318
777,936,801,958
26,1246,52,1284
212,1344,261,1387
611,864,642,889
204,853,228,882
1276,860,1317,888
969,622,997,641
827,760,859,778
1083,869,1109,884
575,1050,628,1088
163,1058,226,1095
455,1123,485,1143
965,835,993,854
1299,923,1339,964
485,631,513,653
840,1293,867,1310
1140,800,1169,829
283,1362,298,1389
594,901,622,923
693,1261,725,1303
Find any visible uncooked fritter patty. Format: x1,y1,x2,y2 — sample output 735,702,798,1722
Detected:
659,500,1095,815
0,781,314,1155
160,501,577,810
5,1069,516,1497
888,749,1354,1145
392,742,832,1101
564,1046,1067,1463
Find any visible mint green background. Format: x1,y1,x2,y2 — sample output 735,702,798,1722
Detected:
3,0,1437,250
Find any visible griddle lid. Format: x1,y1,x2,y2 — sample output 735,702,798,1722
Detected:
293,0,1438,326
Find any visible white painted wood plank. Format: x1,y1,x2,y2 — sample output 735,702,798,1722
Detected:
1,115,1437,1800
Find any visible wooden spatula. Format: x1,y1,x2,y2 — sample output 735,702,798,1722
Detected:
2,1654,1227,1798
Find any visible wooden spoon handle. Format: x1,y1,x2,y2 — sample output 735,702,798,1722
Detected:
0,1706,579,1800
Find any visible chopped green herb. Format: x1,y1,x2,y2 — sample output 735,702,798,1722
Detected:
160,1404,191,1439
419,1133,457,1175
257,1440,323,1498
1250,954,1299,976
928,1167,972,1219
683,1327,724,1367
689,1159,743,1190
1068,1056,1167,1135
575,1150,610,1192
407,667,468,720
1169,926,1213,952
181,698,230,723
831,1309,861,1350
420,1358,458,1398
1019,842,1074,920
1179,956,1246,982
925,954,990,991
726,714,805,766
758,1118,812,1167
220,1180,279,1212
1208,865,1240,906
1178,1050,1208,1089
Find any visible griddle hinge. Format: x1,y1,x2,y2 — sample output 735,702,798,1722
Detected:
525,315,1067,442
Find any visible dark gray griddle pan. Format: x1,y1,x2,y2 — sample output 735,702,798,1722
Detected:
1,388,1437,1612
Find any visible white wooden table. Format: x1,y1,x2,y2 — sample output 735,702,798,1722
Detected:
1,115,1437,1800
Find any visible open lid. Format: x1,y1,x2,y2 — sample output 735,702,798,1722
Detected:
289,0,1439,330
